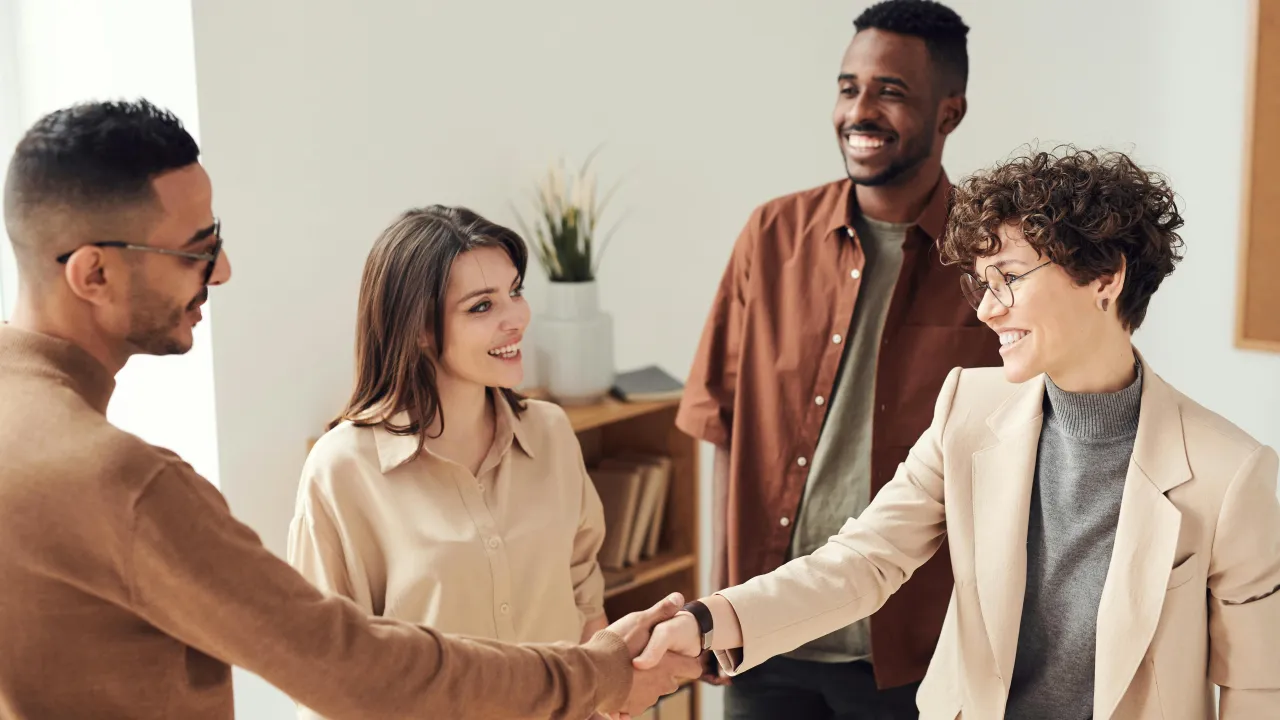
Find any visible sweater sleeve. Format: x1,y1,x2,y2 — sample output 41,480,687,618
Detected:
126,460,631,720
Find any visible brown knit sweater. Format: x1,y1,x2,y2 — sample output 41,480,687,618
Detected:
0,324,630,719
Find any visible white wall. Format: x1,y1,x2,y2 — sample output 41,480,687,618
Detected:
0,1,18,320
188,0,1276,717
3,0,221,482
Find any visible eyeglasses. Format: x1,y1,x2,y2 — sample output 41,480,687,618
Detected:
56,220,223,285
960,260,1051,310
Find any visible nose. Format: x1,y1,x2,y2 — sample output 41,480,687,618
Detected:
975,289,1006,324
208,249,232,286
846,90,882,127
502,295,531,332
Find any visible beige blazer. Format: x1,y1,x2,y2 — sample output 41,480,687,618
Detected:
716,357,1280,719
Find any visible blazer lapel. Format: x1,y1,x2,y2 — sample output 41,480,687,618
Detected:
1093,362,1191,720
972,375,1046,687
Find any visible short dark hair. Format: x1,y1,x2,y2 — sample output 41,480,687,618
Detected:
940,147,1186,331
854,0,970,94
3,99,200,262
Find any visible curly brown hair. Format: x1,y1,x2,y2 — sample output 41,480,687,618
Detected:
939,146,1186,331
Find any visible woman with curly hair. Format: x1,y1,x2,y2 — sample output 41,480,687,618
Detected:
636,148,1280,719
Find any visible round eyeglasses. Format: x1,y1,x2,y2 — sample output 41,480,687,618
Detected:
959,260,1051,310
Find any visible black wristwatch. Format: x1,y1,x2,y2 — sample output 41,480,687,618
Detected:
681,599,714,651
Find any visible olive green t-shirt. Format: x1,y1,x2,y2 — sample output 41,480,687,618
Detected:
784,213,909,663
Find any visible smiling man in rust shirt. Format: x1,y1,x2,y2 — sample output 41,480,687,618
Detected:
0,99,699,719
677,2,1001,718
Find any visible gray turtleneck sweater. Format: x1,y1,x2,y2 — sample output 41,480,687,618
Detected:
1004,365,1143,719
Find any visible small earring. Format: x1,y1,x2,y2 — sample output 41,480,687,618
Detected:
1099,299,1110,311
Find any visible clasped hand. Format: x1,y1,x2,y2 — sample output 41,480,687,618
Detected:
595,593,704,720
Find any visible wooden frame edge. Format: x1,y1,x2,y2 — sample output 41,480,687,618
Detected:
1234,0,1280,352
1235,0,1262,351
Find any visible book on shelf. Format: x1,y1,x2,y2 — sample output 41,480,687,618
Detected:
611,365,684,403
590,451,674,575
588,466,644,570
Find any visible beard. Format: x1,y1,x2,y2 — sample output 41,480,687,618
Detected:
125,280,205,356
843,120,938,187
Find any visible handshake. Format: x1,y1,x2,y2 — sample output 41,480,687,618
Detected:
594,592,716,719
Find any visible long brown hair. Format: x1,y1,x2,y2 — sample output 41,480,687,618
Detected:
332,205,527,457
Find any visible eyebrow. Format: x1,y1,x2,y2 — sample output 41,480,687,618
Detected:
456,287,496,305
455,275,522,306
837,73,910,90
185,223,218,246
981,259,1028,274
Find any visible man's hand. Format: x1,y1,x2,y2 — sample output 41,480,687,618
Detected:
613,651,700,719
631,612,702,671
698,650,731,686
595,593,701,719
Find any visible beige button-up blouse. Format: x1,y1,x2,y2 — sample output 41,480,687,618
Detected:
288,397,607,648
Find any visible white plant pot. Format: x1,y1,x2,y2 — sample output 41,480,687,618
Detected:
534,280,615,405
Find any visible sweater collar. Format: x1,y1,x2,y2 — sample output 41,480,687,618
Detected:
1043,362,1143,440
0,324,116,414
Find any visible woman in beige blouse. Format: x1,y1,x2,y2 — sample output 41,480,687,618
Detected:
287,206,609,717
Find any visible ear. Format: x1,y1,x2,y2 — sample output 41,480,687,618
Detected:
417,330,439,359
62,249,117,307
938,94,967,136
1094,257,1127,312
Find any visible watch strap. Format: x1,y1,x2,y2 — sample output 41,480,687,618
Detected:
682,599,714,650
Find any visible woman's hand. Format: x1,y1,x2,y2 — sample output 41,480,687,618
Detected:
631,612,702,670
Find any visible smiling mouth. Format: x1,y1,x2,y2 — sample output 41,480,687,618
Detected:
844,133,894,154
999,330,1030,350
487,342,521,359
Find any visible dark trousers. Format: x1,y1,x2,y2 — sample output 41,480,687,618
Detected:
724,656,921,720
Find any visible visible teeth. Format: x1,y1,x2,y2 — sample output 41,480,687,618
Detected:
488,342,521,357
1000,331,1029,347
846,135,887,150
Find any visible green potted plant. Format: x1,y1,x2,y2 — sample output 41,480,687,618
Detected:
515,150,623,404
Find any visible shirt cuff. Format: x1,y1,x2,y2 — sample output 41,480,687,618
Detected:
674,405,730,448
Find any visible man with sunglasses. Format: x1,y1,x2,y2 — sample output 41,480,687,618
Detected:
0,99,700,719
51,219,223,356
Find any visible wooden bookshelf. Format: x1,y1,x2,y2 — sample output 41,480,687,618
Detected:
552,392,702,720
603,550,698,599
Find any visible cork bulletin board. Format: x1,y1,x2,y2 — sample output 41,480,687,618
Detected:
1238,0,1280,351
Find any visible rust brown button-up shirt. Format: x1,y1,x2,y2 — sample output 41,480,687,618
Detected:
677,174,1002,689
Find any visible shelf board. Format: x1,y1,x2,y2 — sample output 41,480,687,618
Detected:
603,551,697,599
521,389,680,433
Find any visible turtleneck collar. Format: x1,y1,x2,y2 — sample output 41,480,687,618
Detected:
0,324,116,414
1043,362,1143,440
